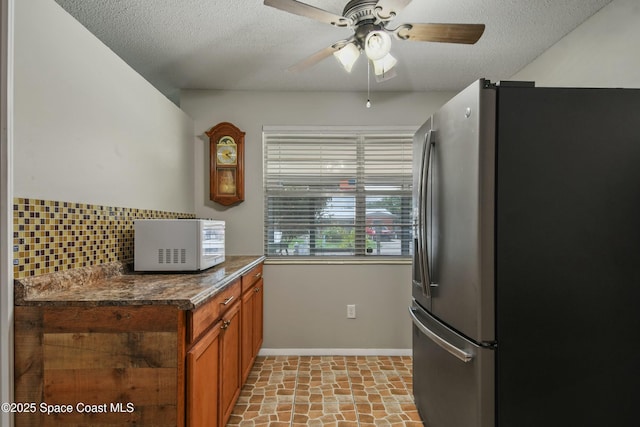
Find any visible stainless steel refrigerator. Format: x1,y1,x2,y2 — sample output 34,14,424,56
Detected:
410,79,640,427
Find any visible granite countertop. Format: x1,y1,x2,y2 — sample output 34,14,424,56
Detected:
14,255,265,310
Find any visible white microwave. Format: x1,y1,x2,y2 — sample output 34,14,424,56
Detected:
134,219,225,271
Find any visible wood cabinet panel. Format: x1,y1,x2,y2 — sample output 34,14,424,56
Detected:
190,279,240,343
43,332,177,369
14,305,185,427
218,300,242,427
253,278,264,356
186,322,221,427
240,289,255,383
42,305,178,333
240,263,263,294
241,277,264,383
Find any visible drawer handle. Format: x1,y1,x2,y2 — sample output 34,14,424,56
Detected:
255,272,262,279
221,296,234,306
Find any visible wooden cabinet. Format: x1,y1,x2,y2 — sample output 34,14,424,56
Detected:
185,262,264,427
14,305,186,427
218,300,241,426
241,263,264,383
14,260,265,427
253,280,264,356
241,288,256,382
186,278,242,427
187,322,221,427
189,278,240,343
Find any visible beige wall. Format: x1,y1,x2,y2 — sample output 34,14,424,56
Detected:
180,89,455,352
13,0,195,213
510,0,640,88
265,263,412,351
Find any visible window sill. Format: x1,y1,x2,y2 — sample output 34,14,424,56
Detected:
264,257,411,266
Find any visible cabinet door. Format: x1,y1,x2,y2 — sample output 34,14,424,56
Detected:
186,322,221,427
241,288,255,383
253,278,264,357
219,300,242,427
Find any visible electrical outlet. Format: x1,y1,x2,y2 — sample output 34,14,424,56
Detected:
347,304,356,319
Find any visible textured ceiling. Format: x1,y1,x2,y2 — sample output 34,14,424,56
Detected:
54,0,612,103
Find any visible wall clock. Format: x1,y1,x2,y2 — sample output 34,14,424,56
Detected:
207,122,245,206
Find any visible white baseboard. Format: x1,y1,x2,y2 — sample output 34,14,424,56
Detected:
258,348,412,357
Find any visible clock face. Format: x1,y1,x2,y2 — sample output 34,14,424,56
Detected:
216,136,237,165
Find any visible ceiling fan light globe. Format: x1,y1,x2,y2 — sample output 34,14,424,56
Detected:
364,30,392,60
333,43,360,72
372,53,397,76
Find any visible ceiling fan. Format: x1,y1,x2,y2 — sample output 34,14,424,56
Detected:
264,0,485,82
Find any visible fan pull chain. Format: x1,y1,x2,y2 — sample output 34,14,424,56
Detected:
366,60,372,108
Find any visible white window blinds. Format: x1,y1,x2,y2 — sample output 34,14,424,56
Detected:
263,127,413,258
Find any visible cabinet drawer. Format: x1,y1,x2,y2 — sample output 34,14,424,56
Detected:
241,263,263,294
190,279,240,343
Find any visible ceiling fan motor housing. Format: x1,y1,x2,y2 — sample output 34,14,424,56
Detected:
355,23,384,46
343,0,390,48
343,0,380,26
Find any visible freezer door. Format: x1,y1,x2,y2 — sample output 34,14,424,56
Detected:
410,300,494,427
428,79,496,342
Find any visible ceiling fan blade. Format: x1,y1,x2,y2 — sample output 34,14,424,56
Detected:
374,0,413,20
394,23,485,44
264,0,352,27
286,40,351,73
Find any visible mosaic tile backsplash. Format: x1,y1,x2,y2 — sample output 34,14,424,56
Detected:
13,198,195,278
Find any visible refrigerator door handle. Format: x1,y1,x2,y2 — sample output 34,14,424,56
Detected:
425,131,437,288
417,131,436,297
416,132,429,296
409,305,474,363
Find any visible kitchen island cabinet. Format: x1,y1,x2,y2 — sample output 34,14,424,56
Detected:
14,256,265,427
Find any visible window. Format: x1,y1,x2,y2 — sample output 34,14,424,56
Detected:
263,126,414,260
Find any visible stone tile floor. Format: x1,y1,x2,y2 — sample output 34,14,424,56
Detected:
226,355,424,427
